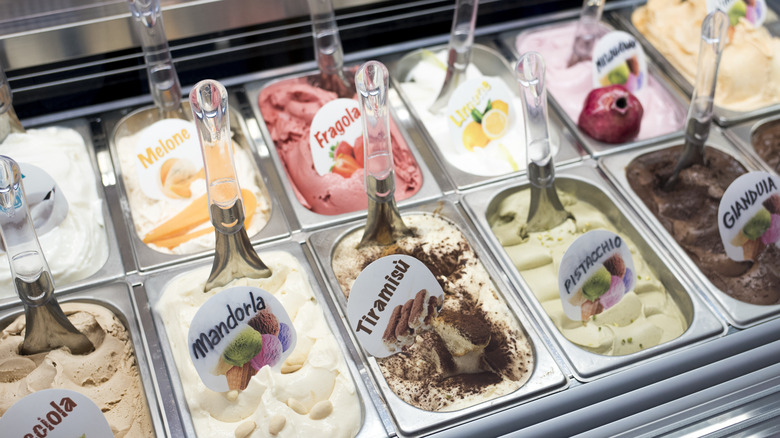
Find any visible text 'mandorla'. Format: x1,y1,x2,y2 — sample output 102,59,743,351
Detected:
191,289,267,360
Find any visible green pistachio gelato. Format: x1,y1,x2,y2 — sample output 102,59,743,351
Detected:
743,208,771,240
222,327,263,366
728,1,747,27
583,267,611,301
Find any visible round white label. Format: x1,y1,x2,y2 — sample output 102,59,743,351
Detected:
718,171,780,262
309,98,365,176
187,286,297,392
706,0,767,28
591,31,647,93
0,389,113,438
558,230,636,321
134,118,204,200
346,255,444,358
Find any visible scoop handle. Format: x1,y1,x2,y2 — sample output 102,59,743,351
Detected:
429,0,479,113
517,52,554,184
128,0,183,115
189,80,243,226
568,0,605,65
685,10,729,148
0,156,53,306
356,61,394,189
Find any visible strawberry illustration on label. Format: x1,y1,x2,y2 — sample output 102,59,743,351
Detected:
332,152,361,178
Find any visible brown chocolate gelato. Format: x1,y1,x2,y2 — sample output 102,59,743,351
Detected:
626,146,780,305
753,119,780,173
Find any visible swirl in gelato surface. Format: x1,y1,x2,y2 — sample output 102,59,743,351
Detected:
514,21,686,141
632,0,780,112
331,214,534,411
489,188,688,355
627,146,780,304
258,78,423,215
0,303,155,437
0,127,109,296
156,251,362,438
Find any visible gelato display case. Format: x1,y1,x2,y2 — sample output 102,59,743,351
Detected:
1,0,779,436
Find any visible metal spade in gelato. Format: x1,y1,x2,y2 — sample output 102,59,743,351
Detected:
331,213,534,411
488,188,689,355
632,0,780,112
626,146,780,305
257,78,423,215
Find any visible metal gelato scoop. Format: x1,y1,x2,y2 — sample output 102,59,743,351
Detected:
356,61,412,247
516,52,571,234
307,0,354,97
0,155,93,355
566,0,605,67
664,10,729,190
189,80,271,292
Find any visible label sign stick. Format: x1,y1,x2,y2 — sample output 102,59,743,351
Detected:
718,171,780,261
558,230,636,321
187,286,297,392
346,255,444,358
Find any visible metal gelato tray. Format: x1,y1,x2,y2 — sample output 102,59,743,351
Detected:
386,43,584,191
102,96,289,273
599,129,780,328
245,70,442,232
136,239,387,438
0,118,125,308
0,282,167,437
610,5,780,127
307,198,567,437
498,19,689,157
724,115,780,175
462,162,727,381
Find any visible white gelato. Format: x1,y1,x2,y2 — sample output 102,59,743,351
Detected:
115,123,271,255
0,127,109,296
156,251,362,438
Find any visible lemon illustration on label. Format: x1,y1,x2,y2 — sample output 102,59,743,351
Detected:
461,99,509,151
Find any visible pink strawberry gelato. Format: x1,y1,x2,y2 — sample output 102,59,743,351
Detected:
258,78,423,215
515,21,685,141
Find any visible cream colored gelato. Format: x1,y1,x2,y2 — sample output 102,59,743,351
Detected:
332,214,534,411
116,123,271,255
156,251,362,438
0,303,155,437
489,189,688,355
398,49,539,176
633,0,780,111
0,127,109,296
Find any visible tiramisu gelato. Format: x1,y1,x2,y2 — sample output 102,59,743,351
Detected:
0,303,155,437
488,188,689,355
331,213,534,411
626,146,780,304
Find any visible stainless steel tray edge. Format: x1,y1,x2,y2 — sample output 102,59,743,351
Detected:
306,197,568,437
136,239,387,438
0,282,169,437
723,115,780,174
101,93,290,273
598,130,780,328
609,6,780,127
245,70,443,233
460,162,727,382
386,42,584,192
